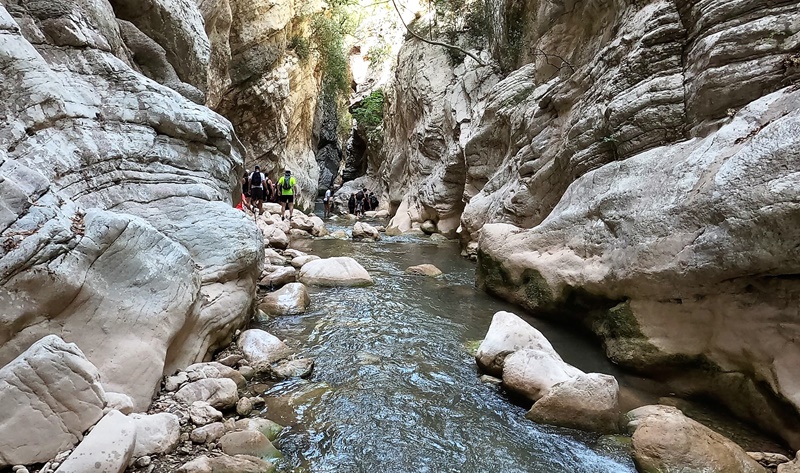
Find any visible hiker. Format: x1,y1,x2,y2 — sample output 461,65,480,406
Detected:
369,191,379,211
276,168,298,220
323,187,332,218
355,188,366,218
265,175,275,203
249,165,266,217
241,171,251,211
348,192,356,215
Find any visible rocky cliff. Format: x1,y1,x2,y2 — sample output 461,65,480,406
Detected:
379,0,800,446
0,0,262,411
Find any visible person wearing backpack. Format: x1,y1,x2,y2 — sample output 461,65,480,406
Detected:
369,191,379,211
249,165,266,218
276,168,298,220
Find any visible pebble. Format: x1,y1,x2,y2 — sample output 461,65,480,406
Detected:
12,466,29,473
236,397,254,416
180,433,190,442
135,456,152,467
239,365,256,380
217,354,242,367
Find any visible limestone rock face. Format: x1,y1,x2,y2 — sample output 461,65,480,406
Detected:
54,410,136,473
299,257,373,287
377,0,800,447
0,336,106,467
0,1,261,413
629,406,767,473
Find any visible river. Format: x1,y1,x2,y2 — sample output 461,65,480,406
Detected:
255,216,641,472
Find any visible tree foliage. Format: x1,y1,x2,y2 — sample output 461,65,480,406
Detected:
309,0,358,100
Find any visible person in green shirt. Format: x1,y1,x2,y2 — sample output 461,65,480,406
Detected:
277,169,298,221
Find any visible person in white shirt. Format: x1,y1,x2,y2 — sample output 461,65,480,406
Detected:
323,187,332,218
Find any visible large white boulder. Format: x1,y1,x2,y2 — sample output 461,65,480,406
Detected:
502,348,584,402
259,283,311,316
526,373,621,433
261,225,289,250
238,329,293,367
54,410,136,473
299,257,373,287
0,336,106,467
476,311,560,377
290,254,321,268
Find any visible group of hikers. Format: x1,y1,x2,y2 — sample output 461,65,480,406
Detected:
348,188,379,218
241,165,297,220
240,165,379,220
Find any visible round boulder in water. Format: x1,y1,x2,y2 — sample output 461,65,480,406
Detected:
298,257,373,287
258,282,311,316
525,372,621,433
406,264,443,277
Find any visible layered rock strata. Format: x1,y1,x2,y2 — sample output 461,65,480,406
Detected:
378,0,800,446
0,0,261,411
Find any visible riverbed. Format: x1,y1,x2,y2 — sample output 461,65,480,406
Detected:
257,217,641,472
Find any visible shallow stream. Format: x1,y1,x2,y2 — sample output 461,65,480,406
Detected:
257,217,643,472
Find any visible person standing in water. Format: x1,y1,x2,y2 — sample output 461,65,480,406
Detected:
323,187,332,218
249,165,266,218
277,168,298,220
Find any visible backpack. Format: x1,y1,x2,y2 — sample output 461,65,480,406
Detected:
281,177,292,191
250,172,263,187
370,195,378,207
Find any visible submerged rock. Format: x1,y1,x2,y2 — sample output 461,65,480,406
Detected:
219,431,282,460
406,264,443,277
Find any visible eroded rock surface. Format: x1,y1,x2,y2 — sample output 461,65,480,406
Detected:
0,1,261,413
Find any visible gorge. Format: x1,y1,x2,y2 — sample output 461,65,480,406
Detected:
0,0,798,471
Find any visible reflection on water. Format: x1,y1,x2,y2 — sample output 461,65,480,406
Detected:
260,219,636,472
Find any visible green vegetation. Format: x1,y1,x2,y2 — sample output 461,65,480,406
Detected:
304,0,358,100
351,89,385,144
288,34,311,61
365,40,392,70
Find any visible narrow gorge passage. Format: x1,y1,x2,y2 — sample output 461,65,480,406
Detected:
258,217,636,472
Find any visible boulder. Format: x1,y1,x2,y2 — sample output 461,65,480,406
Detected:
265,203,283,215
502,349,584,402
288,228,313,241
283,249,307,258
259,283,311,316
236,397,254,416
234,419,284,442
352,221,380,240
330,230,348,239
0,336,105,467
779,458,800,473
525,373,621,433
299,257,373,287
130,412,181,457
421,220,438,235
375,210,390,218
175,378,239,409
219,431,282,460
238,329,293,367
105,392,135,415
165,372,189,392
270,358,315,379
54,410,135,473
177,454,275,473
189,401,223,426
309,216,328,237
264,249,287,266
291,255,321,268
747,452,790,470
259,266,297,288
190,422,226,444
185,362,246,389
406,264,443,277
629,406,767,473
475,311,560,376
262,225,289,250
290,214,314,232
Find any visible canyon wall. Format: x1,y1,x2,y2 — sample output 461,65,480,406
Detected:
0,0,262,410
379,0,800,446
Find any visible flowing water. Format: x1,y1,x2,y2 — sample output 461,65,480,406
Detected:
257,217,641,473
